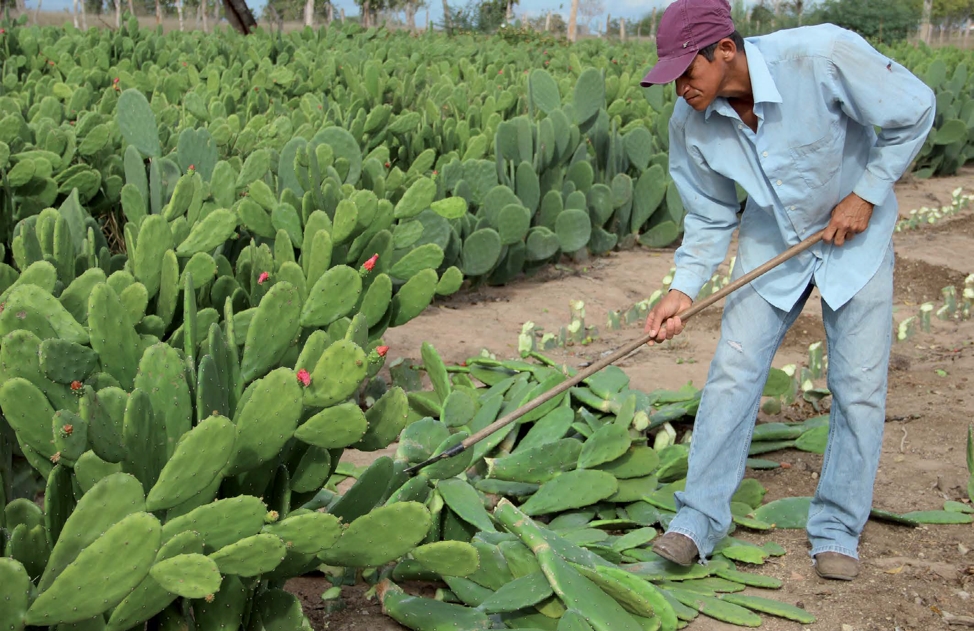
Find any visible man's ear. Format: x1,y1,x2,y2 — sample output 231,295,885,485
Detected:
718,38,737,61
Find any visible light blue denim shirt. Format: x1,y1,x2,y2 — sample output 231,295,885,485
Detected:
667,24,936,312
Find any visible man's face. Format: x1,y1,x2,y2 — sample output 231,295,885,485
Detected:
674,54,724,112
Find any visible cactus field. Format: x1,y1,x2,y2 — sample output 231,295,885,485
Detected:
0,13,973,631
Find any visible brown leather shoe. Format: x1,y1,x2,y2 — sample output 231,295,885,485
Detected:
814,552,860,580
652,532,699,567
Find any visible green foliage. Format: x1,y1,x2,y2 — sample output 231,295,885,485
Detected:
814,0,922,44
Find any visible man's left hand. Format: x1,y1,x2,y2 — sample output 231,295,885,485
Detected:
823,193,874,246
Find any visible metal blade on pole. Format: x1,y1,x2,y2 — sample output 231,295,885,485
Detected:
404,229,826,475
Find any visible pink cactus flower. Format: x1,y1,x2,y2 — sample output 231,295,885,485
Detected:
258,272,270,285
363,254,379,272
296,369,311,387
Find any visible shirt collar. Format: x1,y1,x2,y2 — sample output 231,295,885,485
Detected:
705,39,783,121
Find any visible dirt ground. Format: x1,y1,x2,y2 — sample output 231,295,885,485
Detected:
287,169,974,631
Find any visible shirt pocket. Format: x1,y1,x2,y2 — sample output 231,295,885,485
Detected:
788,120,844,190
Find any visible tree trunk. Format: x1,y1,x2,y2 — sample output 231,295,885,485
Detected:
304,0,313,26
339,6,344,22
326,2,333,23
176,0,183,30
361,0,369,27
32,0,40,26
201,0,208,32
405,1,415,31
605,12,610,35
544,10,550,31
568,0,578,42
114,0,120,27
441,0,450,31
620,18,625,41
127,0,133,18
921,0,933,43
505,0,511,23
155,0,161,24
73,0,79,27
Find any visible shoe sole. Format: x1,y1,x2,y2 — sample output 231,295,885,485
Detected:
814,568,857,581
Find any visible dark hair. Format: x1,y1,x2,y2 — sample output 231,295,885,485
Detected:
699,31,746,61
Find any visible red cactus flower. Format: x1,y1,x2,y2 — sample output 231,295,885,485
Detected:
254,87,259,92
182,62,187,67
70,380,82,391
296,369,311,387
432,170,438,176
258,271,270,285
62,424,74,436
498,69,503,74
113,77,119,84
1,29,6,34
384,162,390,168
188,164,195,171
376,345,389,357
362,254,379,272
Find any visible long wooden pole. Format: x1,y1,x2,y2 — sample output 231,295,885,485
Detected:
405,229,826,475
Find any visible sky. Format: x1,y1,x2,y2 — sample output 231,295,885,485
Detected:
26,0,703,26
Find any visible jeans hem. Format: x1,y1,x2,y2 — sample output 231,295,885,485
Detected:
667,527,710,565
809,544,859,560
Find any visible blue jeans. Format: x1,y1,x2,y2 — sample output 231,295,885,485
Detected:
667,242,894,562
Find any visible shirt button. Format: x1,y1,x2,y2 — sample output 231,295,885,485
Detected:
762,151,769,157
776,180,782,186
738,124,744,130
790,206,796,210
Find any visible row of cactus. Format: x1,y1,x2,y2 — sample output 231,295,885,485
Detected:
879,43,974,177
5,17,971,285
0,131,478,631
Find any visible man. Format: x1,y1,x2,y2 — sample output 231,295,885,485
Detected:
640,0,935,580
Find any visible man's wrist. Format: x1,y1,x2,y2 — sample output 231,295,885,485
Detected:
669,289,693,303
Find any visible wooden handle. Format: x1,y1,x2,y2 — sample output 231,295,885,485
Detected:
404,228,825,474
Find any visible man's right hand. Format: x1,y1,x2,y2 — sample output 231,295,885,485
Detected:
644,290,694,344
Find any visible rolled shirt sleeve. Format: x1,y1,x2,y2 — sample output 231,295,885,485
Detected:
667,112,742,302
827,31,937,207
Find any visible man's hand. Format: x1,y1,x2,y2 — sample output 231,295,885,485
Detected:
644,290,694,344
823,193,874,246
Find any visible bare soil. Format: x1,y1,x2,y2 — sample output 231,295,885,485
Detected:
287,169,974,631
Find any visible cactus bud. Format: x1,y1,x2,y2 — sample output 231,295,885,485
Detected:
376,346,389,357
266,510,279,523
258,271,270,285
205,594,215,603
362,254,379,272
296,369,311,387
70,380,82,391
50,452,61,464
188,164,196,171
62,424,74,436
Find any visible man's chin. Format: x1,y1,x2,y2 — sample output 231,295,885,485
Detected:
685,96,710,111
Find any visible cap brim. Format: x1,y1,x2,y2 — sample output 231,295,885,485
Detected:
640,50,696,87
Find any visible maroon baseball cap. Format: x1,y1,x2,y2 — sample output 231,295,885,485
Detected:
640,0,736,87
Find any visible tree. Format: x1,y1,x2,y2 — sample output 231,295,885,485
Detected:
443,0,517,32
575,0,602,34
814,0,922,42
568,0,578,40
